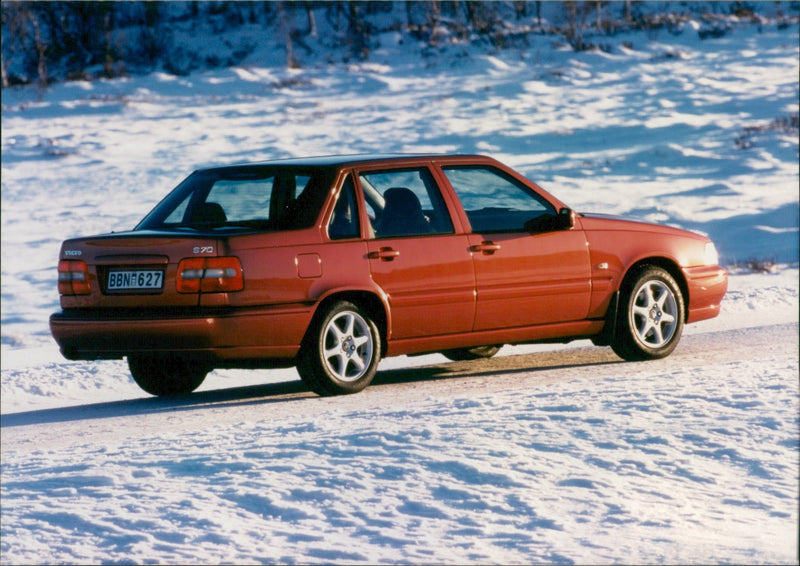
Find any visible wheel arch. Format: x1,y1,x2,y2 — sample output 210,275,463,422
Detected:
620,257,690,320
307,289,389,357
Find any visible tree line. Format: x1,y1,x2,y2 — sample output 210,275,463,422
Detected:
1,1,773,88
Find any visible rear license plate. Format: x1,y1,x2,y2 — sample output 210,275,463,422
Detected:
107,270,164,291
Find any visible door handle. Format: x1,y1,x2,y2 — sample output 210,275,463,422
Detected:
368,247,400,261
470,241,501,255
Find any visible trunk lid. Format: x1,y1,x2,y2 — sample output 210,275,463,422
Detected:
58,230,219,309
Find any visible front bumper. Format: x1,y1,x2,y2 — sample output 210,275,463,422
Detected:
683,265,728,323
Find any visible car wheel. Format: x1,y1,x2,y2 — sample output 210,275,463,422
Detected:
611,266,685,361
297,301,381,396
128,355,209,396
441,345,501,362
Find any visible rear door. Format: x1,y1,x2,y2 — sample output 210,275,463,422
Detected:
440,165,591,331
356,165,475,340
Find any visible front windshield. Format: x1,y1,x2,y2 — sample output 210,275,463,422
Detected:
136,166,335,232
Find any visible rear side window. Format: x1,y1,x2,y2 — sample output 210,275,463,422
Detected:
358,167,454,238
442,166,556,233
137,168,333,233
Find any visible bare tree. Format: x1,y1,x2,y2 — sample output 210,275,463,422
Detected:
405,0,415,28
425,1,441,46
513,1,528,20
102,7,117,78
346,1,371,60
1,2,30,87
27,8,47,86
463,1,499,35
304,1,317,37
277,1,298,68
596,0,602,31
563,1,590,50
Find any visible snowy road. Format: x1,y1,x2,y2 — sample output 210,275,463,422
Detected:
2,321,797,564
3,322,795,453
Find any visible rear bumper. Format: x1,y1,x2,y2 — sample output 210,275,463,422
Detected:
683,265,728,323
49,305,314,363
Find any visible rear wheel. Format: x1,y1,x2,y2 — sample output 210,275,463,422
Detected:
128,355,209,396
297,301,381,396
442,345,501,362
611,267,684,361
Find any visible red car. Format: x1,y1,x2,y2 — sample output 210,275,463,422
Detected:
50,154,727,396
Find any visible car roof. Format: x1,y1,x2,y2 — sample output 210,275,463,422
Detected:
198,153,493,171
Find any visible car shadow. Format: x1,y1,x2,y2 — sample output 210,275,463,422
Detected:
373,347,621,387
1,348,623,429
0,379,313,428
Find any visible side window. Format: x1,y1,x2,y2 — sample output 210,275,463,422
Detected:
358,167,454,238
328,176,360,240
442,166,556,233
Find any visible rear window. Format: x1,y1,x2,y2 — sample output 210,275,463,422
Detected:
136,167,335,233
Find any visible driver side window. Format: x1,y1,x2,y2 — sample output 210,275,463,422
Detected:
442,166,556,233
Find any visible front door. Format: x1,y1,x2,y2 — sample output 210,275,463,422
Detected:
441,165,591,331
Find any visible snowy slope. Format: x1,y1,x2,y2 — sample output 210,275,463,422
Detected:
1,10,798,566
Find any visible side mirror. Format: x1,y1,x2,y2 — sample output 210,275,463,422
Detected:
524,209,576,233
558,207,575,230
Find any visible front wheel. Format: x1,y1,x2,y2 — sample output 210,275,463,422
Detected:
297,301,381,396
128,355,209,396
611,267,685,361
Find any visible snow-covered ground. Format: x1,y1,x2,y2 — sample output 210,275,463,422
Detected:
2,9,798,565
0,289,797,565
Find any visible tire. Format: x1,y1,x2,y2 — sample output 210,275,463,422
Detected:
442,345,501,362
297,301,381,396
611,266,685,361
128,355,209,396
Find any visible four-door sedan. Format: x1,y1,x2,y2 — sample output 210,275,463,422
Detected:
50,154,728,396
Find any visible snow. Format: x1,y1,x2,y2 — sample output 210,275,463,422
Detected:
1,10,798,565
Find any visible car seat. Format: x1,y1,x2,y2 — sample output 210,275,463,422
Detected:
190,202,227,225
375,187,430,237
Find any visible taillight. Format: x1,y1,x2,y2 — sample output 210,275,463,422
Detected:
177,257,243,293
58,260,91,295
